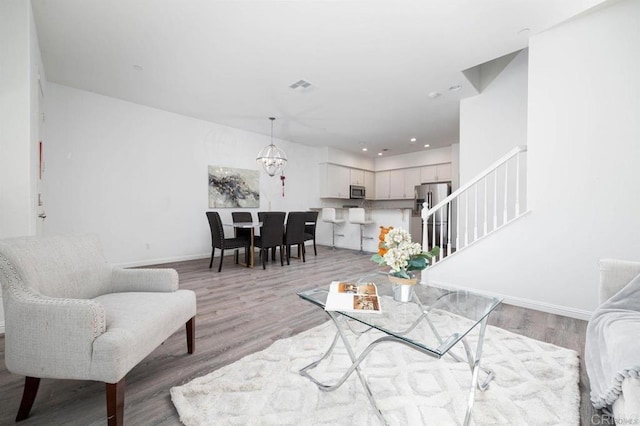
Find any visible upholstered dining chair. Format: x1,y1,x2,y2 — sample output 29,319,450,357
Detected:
303,210,318,256
285,211,307,265
254,212,286,269
231,211,253,264
258,211,286,261
206,211,251,272
0,234,196,426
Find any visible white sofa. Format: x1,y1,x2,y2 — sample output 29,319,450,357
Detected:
587,259,640,422
0,234,197,425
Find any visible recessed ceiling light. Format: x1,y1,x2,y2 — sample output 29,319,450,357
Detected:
133,65,144,71
362,148,367,152
377,152,383,156
427,92,441,99
449,85,462,91
424,144,430,148
410,138,416,142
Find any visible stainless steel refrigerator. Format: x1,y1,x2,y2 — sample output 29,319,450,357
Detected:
414,183,451,248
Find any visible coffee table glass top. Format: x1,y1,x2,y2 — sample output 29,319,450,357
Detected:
298,272,502,358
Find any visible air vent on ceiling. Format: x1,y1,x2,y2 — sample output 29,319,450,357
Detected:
289,79,313,90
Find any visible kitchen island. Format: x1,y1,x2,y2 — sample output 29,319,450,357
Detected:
313,206,417,253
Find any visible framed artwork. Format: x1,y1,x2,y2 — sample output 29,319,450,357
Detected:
208,166,259,208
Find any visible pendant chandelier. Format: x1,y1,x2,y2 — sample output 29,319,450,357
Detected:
256,117,287,177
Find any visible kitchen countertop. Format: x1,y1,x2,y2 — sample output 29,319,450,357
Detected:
311,206,413,210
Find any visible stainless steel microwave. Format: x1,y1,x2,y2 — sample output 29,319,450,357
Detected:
350,185,366,199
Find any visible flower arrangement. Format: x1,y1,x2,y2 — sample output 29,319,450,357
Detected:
371,226,440,279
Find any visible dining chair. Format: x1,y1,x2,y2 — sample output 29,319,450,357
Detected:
303,210,318,256
285,211,307,265
206,211,251,272
232,211,253,264
258,211,286,261
254,212,286,269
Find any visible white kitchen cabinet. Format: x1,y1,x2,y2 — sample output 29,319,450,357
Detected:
319,163,350,198
420,163,452,183
436,163,452,181
364,171,375,200
350,169,365,186
389,170,405,199
404,167,421,199
376,168,421,199
375,171,390,199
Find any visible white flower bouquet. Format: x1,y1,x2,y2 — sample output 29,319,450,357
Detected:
370,226,440,279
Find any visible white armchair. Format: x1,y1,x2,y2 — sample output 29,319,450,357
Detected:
0,234,197,425
587,259,640,422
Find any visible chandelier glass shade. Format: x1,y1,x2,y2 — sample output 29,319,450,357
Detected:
256,117,287,177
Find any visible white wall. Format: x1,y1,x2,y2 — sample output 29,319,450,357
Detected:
44,83,322,265
459,49,528,183
429,0,640,317
318,147,375,170
375,146,452,171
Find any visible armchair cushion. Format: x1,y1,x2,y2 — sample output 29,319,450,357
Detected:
92,290,195,383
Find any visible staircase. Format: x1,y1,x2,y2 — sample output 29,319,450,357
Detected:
422,146,528,264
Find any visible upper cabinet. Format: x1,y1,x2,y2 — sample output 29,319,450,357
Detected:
319,163,350,199
376,167,421,200
319,162,452,200
404,168,421,198
364,171,375,200
420,163,452,183
375,171,391,199
350,169,365,186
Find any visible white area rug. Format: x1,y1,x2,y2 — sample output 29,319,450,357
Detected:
171,308,580,425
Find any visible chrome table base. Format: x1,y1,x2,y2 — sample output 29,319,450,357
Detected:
299,310,495,426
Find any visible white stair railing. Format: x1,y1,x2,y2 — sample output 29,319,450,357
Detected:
422,145,528,263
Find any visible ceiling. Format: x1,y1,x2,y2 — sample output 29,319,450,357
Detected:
31,0,604,157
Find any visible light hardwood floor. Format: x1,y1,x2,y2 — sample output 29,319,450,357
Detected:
0,246,605,425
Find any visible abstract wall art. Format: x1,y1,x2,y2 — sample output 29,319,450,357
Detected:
208,166,260,208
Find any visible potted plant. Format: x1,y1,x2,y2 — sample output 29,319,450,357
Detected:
370,226,440,287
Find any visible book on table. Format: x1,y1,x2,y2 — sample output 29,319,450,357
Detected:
324,281,381,313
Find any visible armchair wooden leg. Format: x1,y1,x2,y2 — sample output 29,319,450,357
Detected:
16,376,40,422
186,316,195,354
106,379,125,426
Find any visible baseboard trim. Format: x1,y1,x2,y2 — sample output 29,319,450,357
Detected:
114,253,210,268
428,279,593,321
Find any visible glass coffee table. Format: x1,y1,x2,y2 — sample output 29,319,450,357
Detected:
297,272,502,426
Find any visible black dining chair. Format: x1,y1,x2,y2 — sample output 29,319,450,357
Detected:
254,212,286,269
303,210,318,256
285,211,307,265
232,211,253,264
206,211,251,272
258,211,286,261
